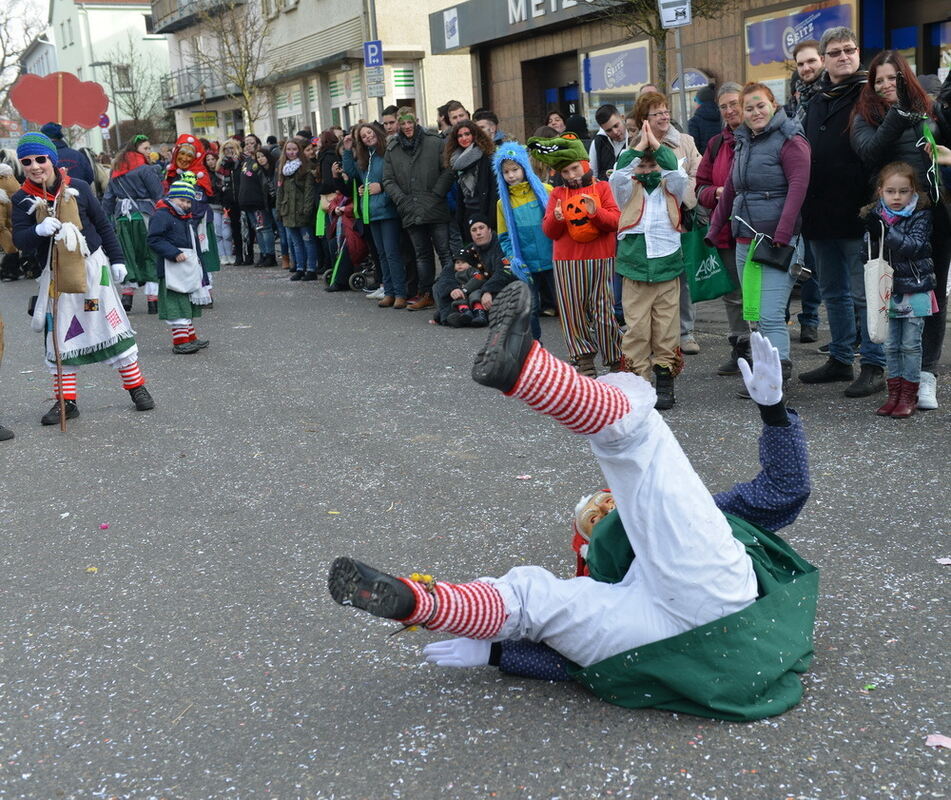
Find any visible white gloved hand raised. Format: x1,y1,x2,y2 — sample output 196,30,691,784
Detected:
110,263,128,284
35,217,62,237
422,638,491,668
738,331,783,406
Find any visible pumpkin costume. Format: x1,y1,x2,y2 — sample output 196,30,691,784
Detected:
329,285,818,721
527,135,622,375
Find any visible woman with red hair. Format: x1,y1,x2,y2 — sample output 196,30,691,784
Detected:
850,50,948,410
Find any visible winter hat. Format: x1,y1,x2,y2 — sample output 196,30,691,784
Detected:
17,132,59,165
526,134,589,170
167,180,196,201
564,115,590,140
695,84,715,104
453,246,480,268
40,122,65,141
466,213,493,231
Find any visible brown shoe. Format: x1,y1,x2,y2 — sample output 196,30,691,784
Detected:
393,297,407,309
281,254,291,270
407,293,434,311
378,295,395,308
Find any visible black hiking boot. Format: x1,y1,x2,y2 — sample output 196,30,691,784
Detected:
147,300,158,314
121,294,133,312
799,356,853,384
472,281,534,392
129,385,155,411
328,557,417,620
41,399,79,426
654,365,675,410
844,363,885,397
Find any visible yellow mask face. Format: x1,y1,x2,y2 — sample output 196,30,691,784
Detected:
574,491,616,539
175,145,196,169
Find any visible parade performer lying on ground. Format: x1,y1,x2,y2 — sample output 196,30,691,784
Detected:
329,281,819,721
11,132,155,425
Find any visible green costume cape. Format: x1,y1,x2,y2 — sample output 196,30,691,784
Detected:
567,510,819,721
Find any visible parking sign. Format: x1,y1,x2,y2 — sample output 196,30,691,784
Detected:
363,41,383,68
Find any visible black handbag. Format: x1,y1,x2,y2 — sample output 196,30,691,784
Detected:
751,238,796,271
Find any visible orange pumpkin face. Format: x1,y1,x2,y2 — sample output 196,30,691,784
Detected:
565,192,601,242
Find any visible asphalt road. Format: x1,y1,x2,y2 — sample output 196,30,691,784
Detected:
0,265,948,800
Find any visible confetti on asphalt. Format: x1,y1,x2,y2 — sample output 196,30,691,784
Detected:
99,523,110,530
516,475,532,480
925,734,951,749
936,557,951,565
84,566,98,574
328,510,341,515
59,512,70,519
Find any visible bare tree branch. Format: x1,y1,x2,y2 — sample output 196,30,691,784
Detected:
106,33,162,123
189,0,283,133
588,0,740,92
0,0,45,107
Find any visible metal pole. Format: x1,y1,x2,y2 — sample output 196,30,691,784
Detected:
674,27,688,130
366,0,383,119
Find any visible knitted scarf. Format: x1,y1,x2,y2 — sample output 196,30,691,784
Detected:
20,168,70,203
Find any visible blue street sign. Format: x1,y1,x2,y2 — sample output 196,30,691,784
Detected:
363,40,383,68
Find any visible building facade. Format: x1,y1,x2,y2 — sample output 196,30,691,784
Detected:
47,0,170,150
429,0,951,141
154,0,476,142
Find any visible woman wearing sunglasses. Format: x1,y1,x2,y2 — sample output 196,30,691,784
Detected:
850,50,948,411
11,132,155,426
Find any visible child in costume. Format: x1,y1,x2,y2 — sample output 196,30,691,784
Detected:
164,135,220,296
608,121,688,410
329,282,818,721
493,141,553,341
147,181,211,354
11,132,155,424
860,162,936,418
102,134,163,314
526,134,622,376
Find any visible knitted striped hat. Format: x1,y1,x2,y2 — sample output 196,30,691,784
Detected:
17,132,59,165
167,180,196,200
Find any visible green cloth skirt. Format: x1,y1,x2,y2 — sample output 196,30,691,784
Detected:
115,214,157,283
158,279,202,321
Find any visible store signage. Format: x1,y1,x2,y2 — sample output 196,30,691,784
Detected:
658,0,691,29
363,40,383,68
746,1,853,66
584,44,649,94
429,0,602,54
190,111,218,127
670,69,710,91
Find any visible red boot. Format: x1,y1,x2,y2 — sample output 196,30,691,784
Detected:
891,380,919,418
876,377,903,416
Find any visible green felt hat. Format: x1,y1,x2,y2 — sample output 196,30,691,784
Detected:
526,134,589,170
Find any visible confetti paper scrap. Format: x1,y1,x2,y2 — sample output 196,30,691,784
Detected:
862,684,876,691
925,734,951,749
516,475,532,480
85,566,98,574
328,511,341,515
99,523,110,530
232,324,253,329
936,557,951,566
59,512,70,519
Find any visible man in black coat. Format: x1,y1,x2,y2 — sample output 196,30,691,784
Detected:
798,26,886,398
40,123,94,185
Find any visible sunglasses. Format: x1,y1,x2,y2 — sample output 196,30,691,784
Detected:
20,155,50,166
824,46,858,59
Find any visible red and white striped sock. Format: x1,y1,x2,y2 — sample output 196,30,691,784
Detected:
53,372,78,401
186,325,197,342
396,579,507,640
171,326,190,346
117,360,145,390
121,287,134,297
506,342,630,435
146,294,158,302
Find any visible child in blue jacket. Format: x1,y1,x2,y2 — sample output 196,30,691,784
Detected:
147,181,211,354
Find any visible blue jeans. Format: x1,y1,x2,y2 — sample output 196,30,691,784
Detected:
286,226,317,272
796,243,822,327
272,208,288,254
809,238,885,367
736,240,797,359
370,218,406,298
886,315,924,382
243,210,274,256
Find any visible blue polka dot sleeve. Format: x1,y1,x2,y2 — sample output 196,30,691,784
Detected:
713,410,811,532
497,640,573,682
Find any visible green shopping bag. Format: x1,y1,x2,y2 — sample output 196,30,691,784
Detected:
682,218,736,302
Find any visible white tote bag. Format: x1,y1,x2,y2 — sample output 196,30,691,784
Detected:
863,223,893,344
164,224,203,294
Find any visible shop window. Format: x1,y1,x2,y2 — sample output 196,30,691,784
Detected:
930,22,951,80
890,26,918,72
582,42,651,121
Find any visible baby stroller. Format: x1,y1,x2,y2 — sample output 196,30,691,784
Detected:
322,193,371,291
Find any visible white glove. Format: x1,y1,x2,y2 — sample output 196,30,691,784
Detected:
110,263,128,284
35,217,62,237
422,638,491,668
738,331,783,406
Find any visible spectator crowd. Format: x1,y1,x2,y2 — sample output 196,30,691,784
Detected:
2,24,949,441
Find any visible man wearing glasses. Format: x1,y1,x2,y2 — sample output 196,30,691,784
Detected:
799,26,886,398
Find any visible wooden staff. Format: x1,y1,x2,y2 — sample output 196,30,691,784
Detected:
46,176,66,431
